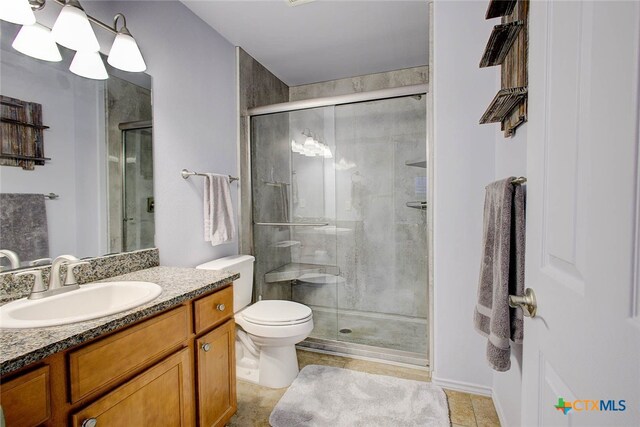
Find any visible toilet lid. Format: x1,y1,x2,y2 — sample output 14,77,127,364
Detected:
241,300,312,326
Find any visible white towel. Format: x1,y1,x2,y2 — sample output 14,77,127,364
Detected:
203,174,235,246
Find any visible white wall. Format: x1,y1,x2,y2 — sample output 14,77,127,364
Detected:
84,1,238,267
432,2,528,422
431,1,496,393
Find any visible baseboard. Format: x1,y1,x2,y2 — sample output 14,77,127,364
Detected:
431,374,492,396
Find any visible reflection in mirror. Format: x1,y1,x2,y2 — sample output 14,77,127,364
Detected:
0,21,154,272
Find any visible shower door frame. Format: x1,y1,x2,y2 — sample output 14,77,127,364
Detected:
118,119,153,253
241,84,434,369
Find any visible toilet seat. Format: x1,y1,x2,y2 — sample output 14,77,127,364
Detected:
240,300,312,326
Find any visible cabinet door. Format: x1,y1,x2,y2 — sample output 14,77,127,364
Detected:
72,348,194,427
1,366,50,427
196,319,236,427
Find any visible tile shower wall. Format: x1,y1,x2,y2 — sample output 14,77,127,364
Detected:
106,77,152,252
238,48,291,302
251,113,292,301
289,66,428,101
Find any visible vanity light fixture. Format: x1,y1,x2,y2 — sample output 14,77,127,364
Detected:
51,0,100,52
294,129,332,158
12,22,62,62
0,0,36,25
107,13,146,72
69,50,108,80
2,0,147,80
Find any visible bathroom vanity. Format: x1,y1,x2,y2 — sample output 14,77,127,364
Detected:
0,267,238,427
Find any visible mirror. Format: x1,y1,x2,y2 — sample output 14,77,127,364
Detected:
0,21,154,272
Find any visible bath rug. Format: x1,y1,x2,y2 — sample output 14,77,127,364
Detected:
269,365,450,427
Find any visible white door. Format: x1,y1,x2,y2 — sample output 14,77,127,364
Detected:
522,1,640,426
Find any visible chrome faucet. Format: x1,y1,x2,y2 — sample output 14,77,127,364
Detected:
15,254,90,300
0,249,21,271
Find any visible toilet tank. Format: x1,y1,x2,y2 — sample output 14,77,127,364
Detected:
196,255,255,313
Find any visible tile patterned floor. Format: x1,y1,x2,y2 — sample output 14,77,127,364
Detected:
228,349,500,427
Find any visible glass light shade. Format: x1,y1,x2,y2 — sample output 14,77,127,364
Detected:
291,140,304,154
12,23,62,62
322,145,333,159
108,32,146,72
0,0,36,25
69,50,108,80
51,3,100,52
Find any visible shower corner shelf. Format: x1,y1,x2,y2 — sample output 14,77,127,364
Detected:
265,262,340,284
405,159,427,168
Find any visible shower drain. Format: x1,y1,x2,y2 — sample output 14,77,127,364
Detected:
339,328,352,334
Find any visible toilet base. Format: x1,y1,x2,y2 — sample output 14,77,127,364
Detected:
257,344,300,388
236,344,300,388
236,335,303,389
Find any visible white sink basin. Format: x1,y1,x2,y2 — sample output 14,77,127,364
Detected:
0,281,162,329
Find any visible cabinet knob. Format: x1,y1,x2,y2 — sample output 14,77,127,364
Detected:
216,303,226,312
202,343,211,352
81,419,97,427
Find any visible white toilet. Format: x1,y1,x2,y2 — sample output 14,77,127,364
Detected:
196,255,313,388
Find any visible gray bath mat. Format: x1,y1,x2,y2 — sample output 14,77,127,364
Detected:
269,365,450,427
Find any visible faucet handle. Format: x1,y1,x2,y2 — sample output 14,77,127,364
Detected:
64,261,91,286
15,270,46,296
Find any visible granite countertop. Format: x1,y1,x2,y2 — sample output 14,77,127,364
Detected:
0,266,239,376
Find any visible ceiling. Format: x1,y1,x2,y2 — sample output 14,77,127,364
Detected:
181,0,428,86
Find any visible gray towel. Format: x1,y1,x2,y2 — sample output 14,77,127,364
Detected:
473,178,525,371
0,193,50,265
203,174,235,246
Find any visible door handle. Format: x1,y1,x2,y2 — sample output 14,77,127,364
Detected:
509,288,537,318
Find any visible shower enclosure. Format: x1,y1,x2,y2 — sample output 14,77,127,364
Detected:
247,86,429,366
119,121,154,252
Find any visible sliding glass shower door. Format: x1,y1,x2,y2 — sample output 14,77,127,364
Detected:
250,94,428,365
333,97,428,359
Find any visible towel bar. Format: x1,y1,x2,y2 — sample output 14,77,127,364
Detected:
181,169,239,183
254,222,329,227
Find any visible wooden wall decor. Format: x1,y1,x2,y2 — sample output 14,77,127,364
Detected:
0,95,49,170
485,0,517,19
480,0,529,137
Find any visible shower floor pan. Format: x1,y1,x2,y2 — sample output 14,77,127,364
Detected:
300,305,429,367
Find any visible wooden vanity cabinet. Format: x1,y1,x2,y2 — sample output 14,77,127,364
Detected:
71,348,194,427
0,366,50,427
195,319,236,427
0,284,236,427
